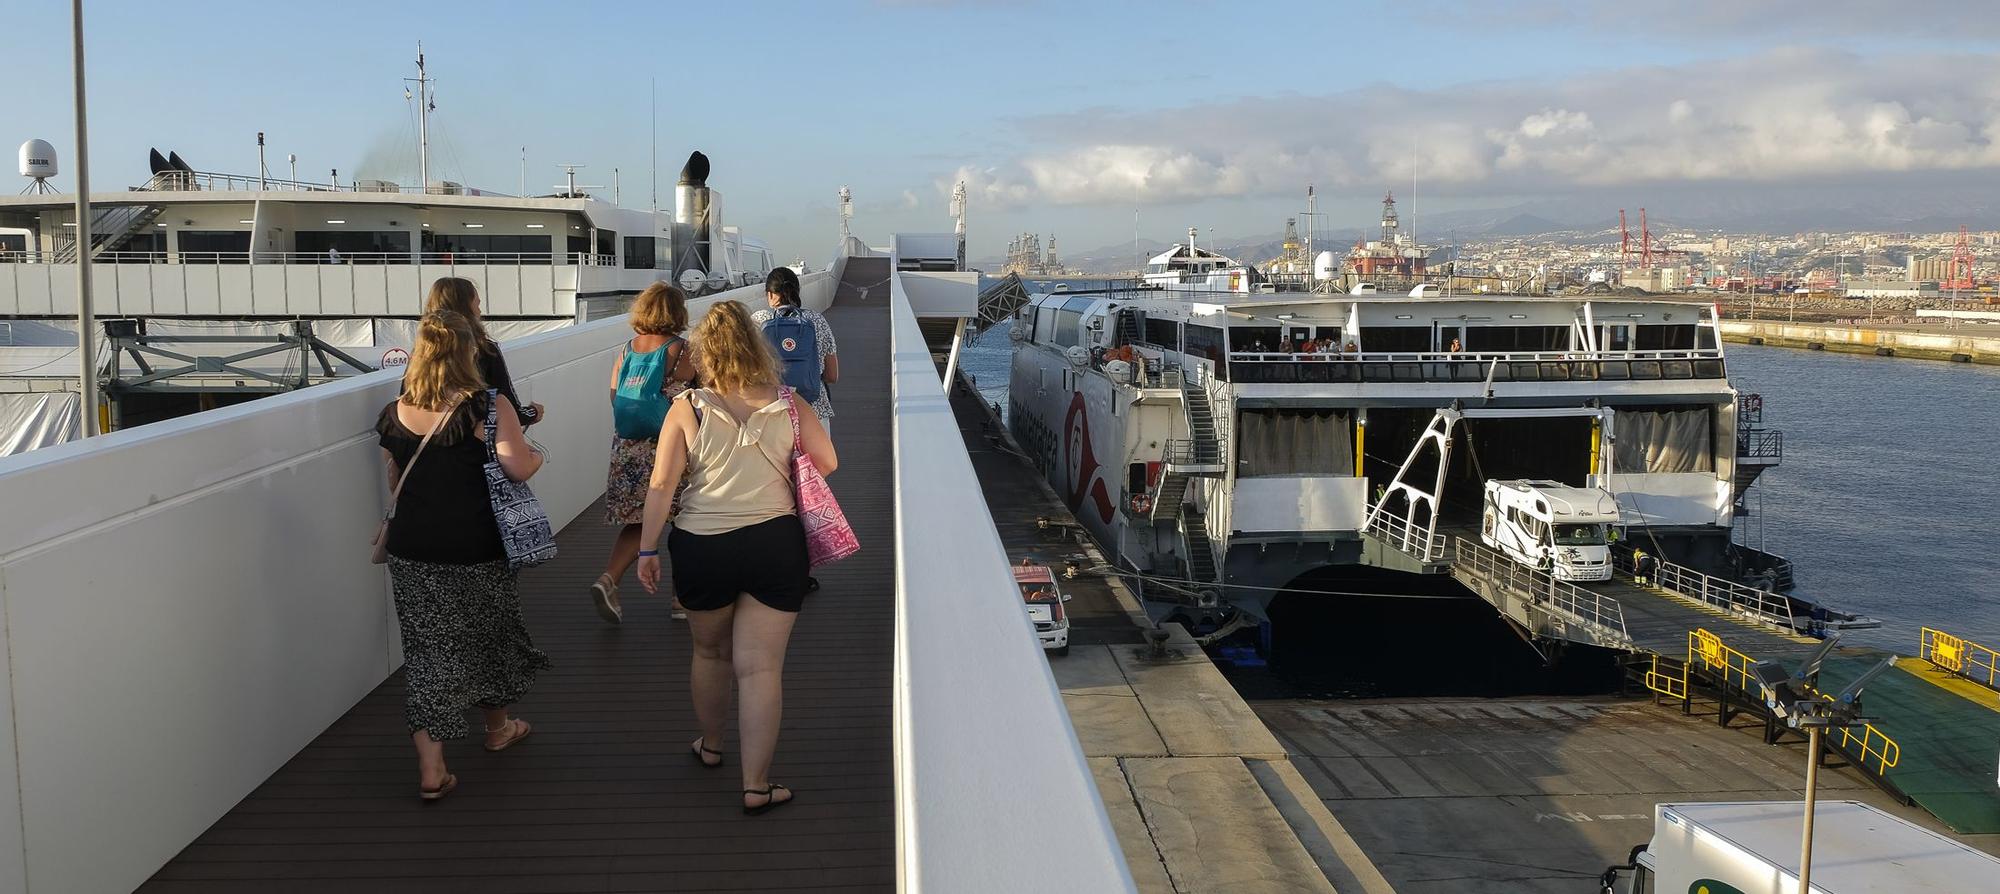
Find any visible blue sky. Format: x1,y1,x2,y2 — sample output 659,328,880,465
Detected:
6,1,1997,261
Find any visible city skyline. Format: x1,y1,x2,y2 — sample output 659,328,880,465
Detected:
5,1,1998,261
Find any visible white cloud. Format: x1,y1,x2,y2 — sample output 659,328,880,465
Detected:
944,49,2000,209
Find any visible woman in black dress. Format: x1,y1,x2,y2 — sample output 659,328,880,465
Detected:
377,310,550,801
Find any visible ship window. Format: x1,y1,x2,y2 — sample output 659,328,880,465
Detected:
1232,326,1281,353
1052,307,1084,348
423,233,553,264
1635,324,1696,350
176,230,252,261
297,230,411,263
1470,325,1567,351
623,236,656,269
596,229,618,258
1361,326,1430,352
1184,324,1224,362
1143,317,1178,347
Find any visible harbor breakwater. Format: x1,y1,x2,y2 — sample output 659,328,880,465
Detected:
1719,319,1999,365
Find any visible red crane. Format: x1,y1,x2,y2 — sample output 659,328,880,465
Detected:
1640,208,1654,270
1619,209,1630,271
1944,225,1977,292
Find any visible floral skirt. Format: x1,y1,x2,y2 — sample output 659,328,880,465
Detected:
387,557,551,741
604,435,658,525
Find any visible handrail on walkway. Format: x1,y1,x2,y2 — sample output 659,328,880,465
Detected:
1921,627,2000,691
888,275,1135,893
1614,547,1799,633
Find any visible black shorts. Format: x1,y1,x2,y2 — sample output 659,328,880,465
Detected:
667,515,810,613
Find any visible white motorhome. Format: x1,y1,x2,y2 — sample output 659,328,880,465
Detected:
1480,479,1619,581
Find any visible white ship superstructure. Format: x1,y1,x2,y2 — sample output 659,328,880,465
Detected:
0,150,776,449
1008,285,1773,630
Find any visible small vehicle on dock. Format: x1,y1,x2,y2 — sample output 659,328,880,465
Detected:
1013,563,1071,657
1481,479,1620,582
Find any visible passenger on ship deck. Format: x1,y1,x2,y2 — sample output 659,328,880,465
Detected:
423,276,545,428
752,267,839,435
636,300,838,816
592,282,697,626
374,310,550,802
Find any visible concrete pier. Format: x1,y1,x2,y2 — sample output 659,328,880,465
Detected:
1720,319,2000,364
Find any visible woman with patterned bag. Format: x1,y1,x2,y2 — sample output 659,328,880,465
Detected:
374,310,550,802
591,282,697,624
635,300,838,816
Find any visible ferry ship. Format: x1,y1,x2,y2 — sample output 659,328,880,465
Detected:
0,52,782,452
1007,279,1793,633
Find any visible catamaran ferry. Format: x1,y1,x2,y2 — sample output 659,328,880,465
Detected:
1006,280,1794,634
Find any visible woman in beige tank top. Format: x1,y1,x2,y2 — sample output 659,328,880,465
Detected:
636,300,836,815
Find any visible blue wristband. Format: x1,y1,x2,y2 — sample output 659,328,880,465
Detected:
638,549,659,558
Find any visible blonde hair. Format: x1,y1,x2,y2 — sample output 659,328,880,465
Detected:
693,300,779,395
630,281,689,336
403,310,486,410
425,277,494,352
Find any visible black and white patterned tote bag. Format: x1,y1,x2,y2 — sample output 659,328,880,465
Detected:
481,388,558,569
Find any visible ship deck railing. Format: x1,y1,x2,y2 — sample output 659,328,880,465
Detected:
4,250,621,267
138,168,532,197
1225,349,1727,384
0,254,1133,893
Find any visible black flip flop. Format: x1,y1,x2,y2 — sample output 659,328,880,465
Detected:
691,737,725,768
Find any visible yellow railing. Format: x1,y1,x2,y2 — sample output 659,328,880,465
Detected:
1645,654,1688,700
1821,692,1901,772
1920,627,2000,691
1681,628,1901,774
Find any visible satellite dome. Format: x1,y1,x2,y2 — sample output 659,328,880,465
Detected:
1312,250,1338,281
18,140,57,179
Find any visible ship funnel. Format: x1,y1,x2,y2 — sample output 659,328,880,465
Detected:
674,150,716,282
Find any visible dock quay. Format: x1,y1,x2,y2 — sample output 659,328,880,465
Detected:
1719,318,2000,364
1375,522,2000,836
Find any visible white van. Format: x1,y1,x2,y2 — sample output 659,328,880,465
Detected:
1013,563,1071,656
1480,479,1620,581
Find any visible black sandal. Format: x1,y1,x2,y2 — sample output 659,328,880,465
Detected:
690,737,725,768
743,784,793,816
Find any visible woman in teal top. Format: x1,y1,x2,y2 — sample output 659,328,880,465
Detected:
592,282,695,624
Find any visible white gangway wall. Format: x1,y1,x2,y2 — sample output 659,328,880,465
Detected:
887,270,1136,893
0,273,832,893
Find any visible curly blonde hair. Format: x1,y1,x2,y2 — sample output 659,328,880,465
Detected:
693,300,779,394
629,281,689,336
403,310,485,410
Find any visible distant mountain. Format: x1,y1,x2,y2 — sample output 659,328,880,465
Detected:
1483,213,1568,236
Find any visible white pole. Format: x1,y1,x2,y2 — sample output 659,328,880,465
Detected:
519,146,526,197
70,0,100,437
288,153,297,189
1799,727,1821,894
415,42,429,193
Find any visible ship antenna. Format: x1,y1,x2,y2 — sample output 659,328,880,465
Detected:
403,42,433,193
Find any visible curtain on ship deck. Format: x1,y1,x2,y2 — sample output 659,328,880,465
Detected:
1238,409,1352,476
1613,408,1712,473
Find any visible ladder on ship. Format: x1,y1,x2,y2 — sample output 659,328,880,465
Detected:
1148,378,1227,591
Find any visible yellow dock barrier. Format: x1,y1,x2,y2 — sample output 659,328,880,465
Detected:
1920,627,2000,691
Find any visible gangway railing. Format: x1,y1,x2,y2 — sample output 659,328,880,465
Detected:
1649,629,1901,776
1615,548,1799,634
1364,502,1446,563
1451,539,1632,644
1920,627,2000,691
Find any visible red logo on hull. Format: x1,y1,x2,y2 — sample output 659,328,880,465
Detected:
1063,391,1115,524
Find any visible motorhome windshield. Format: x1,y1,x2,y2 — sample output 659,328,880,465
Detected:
1553,524,1607,546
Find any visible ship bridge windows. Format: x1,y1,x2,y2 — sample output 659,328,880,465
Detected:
1238,409,1352,476
1143,317,1179,348
421,232,553,264
623,236,657,269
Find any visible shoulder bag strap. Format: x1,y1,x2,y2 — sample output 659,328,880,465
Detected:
482,387,502,461
384,392,467,521
741,388,802,484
